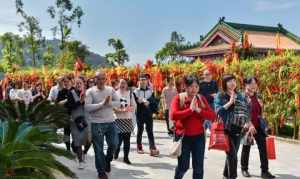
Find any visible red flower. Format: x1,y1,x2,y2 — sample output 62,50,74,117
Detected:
144,59,153,69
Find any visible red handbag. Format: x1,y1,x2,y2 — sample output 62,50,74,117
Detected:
266,136,276,160
208,122,230,152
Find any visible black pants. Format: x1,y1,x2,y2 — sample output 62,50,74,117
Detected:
164,109,171,132
116,132,131,158
241,128,269,173
224,129,242,179
64,125,71,151
136,117,155,148
174,134,206,179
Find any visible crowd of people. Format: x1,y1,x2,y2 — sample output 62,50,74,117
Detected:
1,69,276,179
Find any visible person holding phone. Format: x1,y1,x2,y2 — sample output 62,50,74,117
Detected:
114,79,136,165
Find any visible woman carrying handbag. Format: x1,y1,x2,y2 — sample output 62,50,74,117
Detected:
214,74,256,179
240,77,275,179
170,75,216,179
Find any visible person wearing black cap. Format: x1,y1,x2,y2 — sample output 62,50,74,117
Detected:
133,73,159,156
214,74,256,179
240,77,275,179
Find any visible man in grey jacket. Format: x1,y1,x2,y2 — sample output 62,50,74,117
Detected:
85,71,119,179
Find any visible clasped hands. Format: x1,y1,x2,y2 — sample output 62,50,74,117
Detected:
189,96,202,113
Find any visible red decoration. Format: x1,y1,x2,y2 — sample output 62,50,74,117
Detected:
152,69,164,93
74,57,84,76
144,59,153,69
266,136,276,160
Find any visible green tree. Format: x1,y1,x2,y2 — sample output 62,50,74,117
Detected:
16,0,44,67
57,40,89,69
42,45,56,67
171,31,185,46
0,33,25,71
155,41,178,64
105,38,129,66
155,31,186,64
47,0,84,50
66,40,89,60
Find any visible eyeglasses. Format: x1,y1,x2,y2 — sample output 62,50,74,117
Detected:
203,73,211,76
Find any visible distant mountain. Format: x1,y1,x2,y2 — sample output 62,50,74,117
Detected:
0,38,109,67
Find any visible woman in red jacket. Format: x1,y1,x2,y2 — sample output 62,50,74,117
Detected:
171,75,216,179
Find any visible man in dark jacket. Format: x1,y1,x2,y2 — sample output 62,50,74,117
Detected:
134,73,159,157
56,76,72,151
199,69,218,132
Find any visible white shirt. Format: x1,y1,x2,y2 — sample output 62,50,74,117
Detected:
17,89,33,105
114,90,136,119
47,85,59,101
9,89,18,100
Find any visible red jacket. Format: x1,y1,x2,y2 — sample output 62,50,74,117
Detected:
171,94,216,136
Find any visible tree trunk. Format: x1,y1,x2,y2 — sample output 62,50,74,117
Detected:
32,50,36,67
60,23,65,50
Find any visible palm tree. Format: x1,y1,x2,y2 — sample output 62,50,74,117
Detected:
0,120,76,178
0,100,70,129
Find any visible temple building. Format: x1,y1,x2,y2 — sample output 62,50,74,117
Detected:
178,17,300,60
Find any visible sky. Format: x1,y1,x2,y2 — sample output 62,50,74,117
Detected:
0,0,300,66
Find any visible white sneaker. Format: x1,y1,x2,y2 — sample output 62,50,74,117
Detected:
78,162,85,170
206,129,211,137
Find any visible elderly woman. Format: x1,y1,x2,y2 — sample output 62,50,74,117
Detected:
240,77,275,179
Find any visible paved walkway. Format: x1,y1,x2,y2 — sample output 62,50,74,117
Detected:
57,121,300,179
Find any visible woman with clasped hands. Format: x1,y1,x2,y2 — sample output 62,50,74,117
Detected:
171,75,216,179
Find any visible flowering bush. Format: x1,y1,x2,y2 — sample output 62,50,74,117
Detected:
4,53,300,138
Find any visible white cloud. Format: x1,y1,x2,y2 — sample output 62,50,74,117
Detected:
254,0,298,11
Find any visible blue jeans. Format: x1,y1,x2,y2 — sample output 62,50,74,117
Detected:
204,120,212,130
175,134,205,179
91,122,118,176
